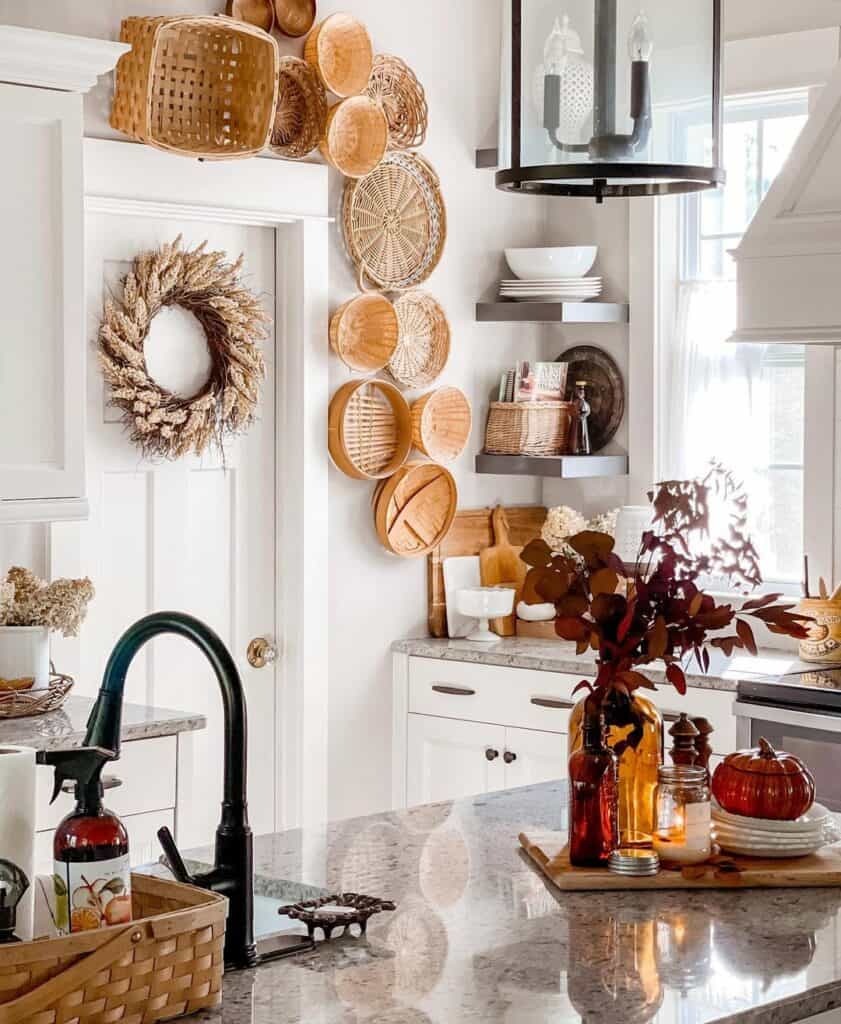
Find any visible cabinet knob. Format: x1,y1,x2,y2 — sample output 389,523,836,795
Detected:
485,748,499,762
503,751,517,764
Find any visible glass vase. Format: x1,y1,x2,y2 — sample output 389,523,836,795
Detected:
570,687,663,845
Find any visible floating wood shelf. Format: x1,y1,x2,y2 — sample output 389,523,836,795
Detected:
475,453,629,479
476,148,499,169
476,301,629,324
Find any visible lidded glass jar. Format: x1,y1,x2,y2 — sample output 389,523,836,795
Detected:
652,765,711,866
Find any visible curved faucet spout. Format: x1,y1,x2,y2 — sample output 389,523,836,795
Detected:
84,611,257,969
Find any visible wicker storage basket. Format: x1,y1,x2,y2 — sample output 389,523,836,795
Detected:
111,16,279,160
366,54,428,150
304,13,373,97
389,291,450,388
484,401,576,457
0,873,225,1024
320,96,388,178
330,292,399,373
271,56,326,159
410,387,472,463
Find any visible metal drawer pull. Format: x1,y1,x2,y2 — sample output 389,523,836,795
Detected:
485,748,499,762
503,751,517,764
432,685,476,697
530,697,574,710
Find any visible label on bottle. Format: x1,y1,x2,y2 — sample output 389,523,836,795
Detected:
52,856,132,935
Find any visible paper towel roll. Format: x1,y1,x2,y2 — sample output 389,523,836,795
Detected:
0,746,36,940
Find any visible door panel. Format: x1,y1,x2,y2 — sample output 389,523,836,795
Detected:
51,213,277,848
503,727,568,790
407,715,506,806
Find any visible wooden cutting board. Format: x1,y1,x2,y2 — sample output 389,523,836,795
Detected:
427,505,546,637
520,831,841,890
480,506,528,637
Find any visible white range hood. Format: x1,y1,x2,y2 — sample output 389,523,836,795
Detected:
731,59,841,344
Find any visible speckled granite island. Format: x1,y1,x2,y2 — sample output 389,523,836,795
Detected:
179,781,841,1024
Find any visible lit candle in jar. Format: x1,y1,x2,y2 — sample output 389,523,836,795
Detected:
652,766,711,866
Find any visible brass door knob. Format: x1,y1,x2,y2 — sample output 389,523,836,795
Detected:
247,637,278,669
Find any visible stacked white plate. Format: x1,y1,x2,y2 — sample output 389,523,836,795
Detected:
499,277,603,303
712,800,840,858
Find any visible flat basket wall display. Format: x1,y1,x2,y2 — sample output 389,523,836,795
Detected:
271,56,327,160
389,291,451,388
0,874,226,1024
329,291,400,373
374,461,458,558
328,379,413,480
341,152,447,291
304,13,373,98
485,401,577,457
320,96,389,178
110,16,279,160
410,387,472,463
366,54,428,151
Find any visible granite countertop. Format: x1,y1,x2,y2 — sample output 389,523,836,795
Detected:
178,782,841,1024
0,694,205,750
393,636,810,693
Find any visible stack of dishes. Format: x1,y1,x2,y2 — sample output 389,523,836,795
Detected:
712,800,840,858
499,277,603,303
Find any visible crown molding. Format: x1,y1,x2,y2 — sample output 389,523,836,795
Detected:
0,26,128,93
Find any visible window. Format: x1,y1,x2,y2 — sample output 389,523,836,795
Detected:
658,92,809,588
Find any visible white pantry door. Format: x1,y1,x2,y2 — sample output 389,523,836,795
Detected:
52,212,278,849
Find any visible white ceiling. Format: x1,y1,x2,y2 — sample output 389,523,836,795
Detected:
725,0,841,40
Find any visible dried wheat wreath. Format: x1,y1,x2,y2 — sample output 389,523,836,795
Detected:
99,236,269,459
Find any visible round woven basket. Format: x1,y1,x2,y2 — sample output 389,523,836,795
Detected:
225,0,274,32
366,54,428,150
389,291,450,388
304,13,373,97
274,0,316,37
329,292,399,373
0,669,73,720
341,152,446,290
411,387,472,463
271,56,326,159
329,379,412,480
374,461,458,558
320,96,388,178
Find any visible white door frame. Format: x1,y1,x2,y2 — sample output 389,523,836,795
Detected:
83,138,330,831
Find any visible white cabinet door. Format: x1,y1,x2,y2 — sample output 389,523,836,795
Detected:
406,715,506,806
0,84,85,506
503,727,568,790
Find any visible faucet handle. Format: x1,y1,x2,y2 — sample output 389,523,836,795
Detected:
157,826,194,886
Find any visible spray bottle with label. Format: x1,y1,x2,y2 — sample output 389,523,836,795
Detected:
37,746,132,934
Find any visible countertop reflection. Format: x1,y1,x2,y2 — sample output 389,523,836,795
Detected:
186,782,841,1024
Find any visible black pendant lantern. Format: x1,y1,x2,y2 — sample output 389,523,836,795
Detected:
498,0,725,202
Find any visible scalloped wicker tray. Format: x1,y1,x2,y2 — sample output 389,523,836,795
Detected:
0,671,73,720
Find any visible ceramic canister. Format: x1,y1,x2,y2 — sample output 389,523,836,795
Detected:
798,599,841,665
0,626,51,691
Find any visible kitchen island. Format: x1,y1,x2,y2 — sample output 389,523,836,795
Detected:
185,781,841,1024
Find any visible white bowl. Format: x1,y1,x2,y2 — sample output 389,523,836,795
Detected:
456,587,516,643
505,246,598,281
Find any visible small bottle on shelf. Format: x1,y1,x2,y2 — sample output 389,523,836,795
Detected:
568,706,618,867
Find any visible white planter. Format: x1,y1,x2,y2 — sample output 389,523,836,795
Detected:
0,626,50,691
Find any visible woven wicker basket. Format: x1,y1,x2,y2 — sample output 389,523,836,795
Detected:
304,13,373,98
0,873,225,1024
366,54,428,150
328,379,412,480
484,401,576,457
320,96,388,178
271,56,326,159
330,292,399,373
389,291,450,388
0,670,73,720
410,387,472,463
111,16,279,160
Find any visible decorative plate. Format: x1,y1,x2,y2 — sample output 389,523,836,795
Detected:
557,345,625,452
341,151,446,290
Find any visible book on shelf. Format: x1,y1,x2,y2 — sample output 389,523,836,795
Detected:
512,361,569,402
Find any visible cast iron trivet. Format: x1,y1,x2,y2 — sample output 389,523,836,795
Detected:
277,893,396,940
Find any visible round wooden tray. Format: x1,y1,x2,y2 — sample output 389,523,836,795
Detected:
557,345,625,452
329,379,412,480
274,0,316,37
411,387,471,463
304,13,372,97
374,460,458,558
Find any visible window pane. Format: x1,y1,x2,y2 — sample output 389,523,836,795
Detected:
701,120,760,236
763,114,808,191
698,238,738,280
749,468,804,583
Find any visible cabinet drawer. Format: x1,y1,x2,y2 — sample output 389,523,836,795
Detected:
408,657,577,734
36,736,177,832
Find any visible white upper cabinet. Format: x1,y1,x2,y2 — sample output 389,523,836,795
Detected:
0,28,127,523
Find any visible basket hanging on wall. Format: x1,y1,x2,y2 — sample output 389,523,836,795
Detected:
98,236,269,460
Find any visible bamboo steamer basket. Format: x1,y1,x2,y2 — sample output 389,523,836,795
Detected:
389,291,451,388
225,0,274,32
329,379,412,480
330,292,399,373
797,597,841,664
374,461,458,558
484,401,576,457
411,387,472,463
320,96,388,178
0,873,225,1024
110,16,279,160
274,0,317,37
304,13,373,97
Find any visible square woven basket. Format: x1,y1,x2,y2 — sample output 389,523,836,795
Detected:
484,401,576,457
0,873,226,1024
111,16,279,160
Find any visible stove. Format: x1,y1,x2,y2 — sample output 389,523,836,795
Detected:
738,667,841,713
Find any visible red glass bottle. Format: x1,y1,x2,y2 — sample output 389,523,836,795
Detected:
568,710,618,867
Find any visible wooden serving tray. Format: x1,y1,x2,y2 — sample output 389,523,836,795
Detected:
519,831,841,890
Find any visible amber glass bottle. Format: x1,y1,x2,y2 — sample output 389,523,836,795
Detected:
568,711,618,867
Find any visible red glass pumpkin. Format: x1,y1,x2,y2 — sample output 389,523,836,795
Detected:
712,738,816,820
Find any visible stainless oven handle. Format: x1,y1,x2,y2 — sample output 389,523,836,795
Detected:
733,700,841,735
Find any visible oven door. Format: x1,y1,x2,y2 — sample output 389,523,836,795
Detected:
734,701,841,812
